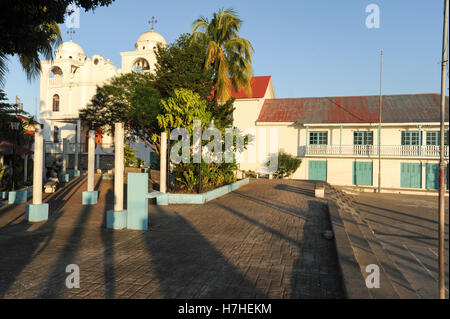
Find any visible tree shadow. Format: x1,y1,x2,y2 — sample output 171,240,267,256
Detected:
142,205,267,299
100,187,115,299
0,175,88,298
213,199,344,299
36,176,103,298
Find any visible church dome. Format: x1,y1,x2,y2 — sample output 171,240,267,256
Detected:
135,30,166,50
55,40,86,61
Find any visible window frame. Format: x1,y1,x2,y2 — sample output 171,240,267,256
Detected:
309,131,328,145
52,94,60,112
353,131,374,146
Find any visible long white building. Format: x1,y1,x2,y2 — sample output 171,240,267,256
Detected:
233,77,449,194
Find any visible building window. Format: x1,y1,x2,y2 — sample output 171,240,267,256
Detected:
52,94,60,112
401,131,421,146
426,131,449,146
53,127,59,143
354,131,373,145
309,132,328,145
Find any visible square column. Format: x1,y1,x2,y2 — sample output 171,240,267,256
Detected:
107,123,127,230
26,124,48,222
82,130,98,205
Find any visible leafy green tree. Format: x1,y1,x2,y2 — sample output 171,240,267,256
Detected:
154,33,213,100
0,0,114,84
0,89,33,145
157,88,211,134
192,8,254,106
79,72,162,153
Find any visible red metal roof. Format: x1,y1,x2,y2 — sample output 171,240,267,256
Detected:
230,76,271,99
257,94,449,124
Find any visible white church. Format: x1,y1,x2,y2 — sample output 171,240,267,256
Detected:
39,24,167,164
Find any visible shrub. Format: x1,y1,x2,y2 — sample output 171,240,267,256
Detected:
270,150,302,179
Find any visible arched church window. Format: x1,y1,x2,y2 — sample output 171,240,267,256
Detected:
133,58,150,72
53,94,60,112
49,66,63,78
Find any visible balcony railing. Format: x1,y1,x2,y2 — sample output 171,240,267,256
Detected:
45,142,115,154
49,78,63,86
300,145,449,158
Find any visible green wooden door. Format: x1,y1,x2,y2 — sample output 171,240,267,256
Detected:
426,163,449,190
400,163,422,188
309,161,327,181
353,162,373,186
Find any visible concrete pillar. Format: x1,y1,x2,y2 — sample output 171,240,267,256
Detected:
74,120,81,176
59,139,69,183
82,130,98,204
26,124,48,222
160,132,167,193
107,123,127,230
114,123,124,212
88,130,95,191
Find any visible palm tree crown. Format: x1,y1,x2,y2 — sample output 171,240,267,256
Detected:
192,8,254,104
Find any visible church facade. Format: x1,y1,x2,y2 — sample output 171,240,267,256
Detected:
39,27,167,164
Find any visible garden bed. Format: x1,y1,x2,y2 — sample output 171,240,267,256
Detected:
156,178,250,205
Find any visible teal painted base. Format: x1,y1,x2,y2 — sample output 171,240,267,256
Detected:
106,210,127,230
59,173,70,183
73,170,81,177
156,193,169,206
26,204,49,222
1,191,8,200
82,191,98,205
154,178,250,205
8,188,32,204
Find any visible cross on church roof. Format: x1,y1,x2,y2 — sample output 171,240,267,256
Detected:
67,28,75,41
149,16,158,31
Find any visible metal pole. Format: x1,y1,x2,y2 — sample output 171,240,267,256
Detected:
160,132,167,193
378,50,383,193
438,0,449,300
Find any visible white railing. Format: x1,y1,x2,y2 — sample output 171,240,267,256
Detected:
302,145,449,158
45,142,115,154
49,78,63,86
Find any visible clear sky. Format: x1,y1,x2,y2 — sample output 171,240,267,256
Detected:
2,0,449,118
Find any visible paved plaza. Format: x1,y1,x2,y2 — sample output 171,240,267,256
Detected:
0,176,344,299
352,192,449,299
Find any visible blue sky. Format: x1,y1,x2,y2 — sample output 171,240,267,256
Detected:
2,0,449,118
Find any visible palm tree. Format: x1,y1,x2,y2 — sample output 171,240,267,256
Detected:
0,21,61,86
192,8,254,105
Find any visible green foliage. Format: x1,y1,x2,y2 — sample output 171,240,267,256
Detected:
175,166,199,193
0,0,114,84
157,88,211,134
124,144,144,168
154,33,213,100
192,8,254,104
269,150,302,179
0,163,6,187
79,72,161,152
0,89,34,146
